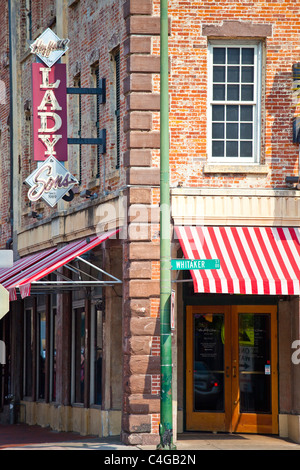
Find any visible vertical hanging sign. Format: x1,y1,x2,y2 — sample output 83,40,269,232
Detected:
32,63,68,161
26,28,78,206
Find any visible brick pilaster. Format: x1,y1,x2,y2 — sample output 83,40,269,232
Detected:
121,0,163,446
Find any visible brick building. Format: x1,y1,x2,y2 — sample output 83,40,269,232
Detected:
0,0,300,446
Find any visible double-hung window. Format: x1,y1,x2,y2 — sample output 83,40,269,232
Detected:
208,42,262,163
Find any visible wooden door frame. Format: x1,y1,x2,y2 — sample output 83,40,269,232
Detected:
186,304,278,434
231,304,278,434
186,305,230,432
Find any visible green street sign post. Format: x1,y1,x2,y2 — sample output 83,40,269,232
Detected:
171,259,220,270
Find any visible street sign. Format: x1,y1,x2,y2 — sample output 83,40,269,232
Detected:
0,284,9,320
171,259,220,270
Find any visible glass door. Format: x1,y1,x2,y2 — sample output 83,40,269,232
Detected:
231,305,278,434
186,305,278,434
186,305,231,432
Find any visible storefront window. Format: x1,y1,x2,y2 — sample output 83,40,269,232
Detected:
23,309,33,397
91,308,103,405
37,311,46,399
50,307,57,402
72,307,85,404
193,313,225,412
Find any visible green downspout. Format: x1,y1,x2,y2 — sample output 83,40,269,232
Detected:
158,0,175,450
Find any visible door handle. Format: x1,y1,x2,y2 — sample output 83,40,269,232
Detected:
232,366,237,378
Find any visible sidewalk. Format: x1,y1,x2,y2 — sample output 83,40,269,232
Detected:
1,424,300,450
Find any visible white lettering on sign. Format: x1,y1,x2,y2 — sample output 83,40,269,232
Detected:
38,134,62,155
25,156,78,207
38,67,63,136
38,111,62,133
30,28,69,68
27,164,75,202
31,38,69,58
40,67,61,88
32,63,68,161
38,89,62,111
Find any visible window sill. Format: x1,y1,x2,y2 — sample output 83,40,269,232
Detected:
203,163,269,174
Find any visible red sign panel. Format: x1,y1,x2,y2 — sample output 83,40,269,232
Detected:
32,63,68,161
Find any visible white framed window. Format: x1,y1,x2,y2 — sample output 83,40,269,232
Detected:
207,41,262,163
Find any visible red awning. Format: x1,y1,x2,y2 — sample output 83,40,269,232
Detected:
0,249,57,301
3,229,119,300
175,226,300,296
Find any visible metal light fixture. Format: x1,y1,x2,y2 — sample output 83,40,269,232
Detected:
31,211,43,220
80,189,98,200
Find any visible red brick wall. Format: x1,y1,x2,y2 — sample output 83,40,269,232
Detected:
3,2,300,232
2,0,300,443
152,0,300,189
0,2,11,247
16,0,128,228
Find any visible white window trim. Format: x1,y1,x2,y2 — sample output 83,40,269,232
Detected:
207,40,262,164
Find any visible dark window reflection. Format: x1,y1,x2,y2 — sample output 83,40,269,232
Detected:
193,314,224,412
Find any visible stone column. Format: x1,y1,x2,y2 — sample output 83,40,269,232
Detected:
121,0,163,446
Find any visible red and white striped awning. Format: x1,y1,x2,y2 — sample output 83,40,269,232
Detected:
2,229,119,300
175,226,300,296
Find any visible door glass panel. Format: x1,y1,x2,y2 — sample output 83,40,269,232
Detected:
193,314,224,412
238,314,271,413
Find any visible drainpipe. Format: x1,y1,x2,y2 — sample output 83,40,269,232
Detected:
158,0,175,450
8,0,14,242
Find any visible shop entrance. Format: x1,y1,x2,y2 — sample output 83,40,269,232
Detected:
186,305,278,434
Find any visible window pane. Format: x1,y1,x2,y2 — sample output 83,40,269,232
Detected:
226,105,238,121
240,141,252,157
24,309,33,397
226,141,238,157
213,84,225,101
212,141,224,157
239,314,271,413
193,314,225,412
51,308,57,402
240,105,253,121
240,123,253,139
212,105,224,121
213,48,225,64
227,123,238,139
94,310,103,405
74,308,85,404
242,48,254,64
241,85,253,101
242,66,254,83
212,123,224,139
38,312,46,400
228,48,240,64
210,44,258,162
227,85,239,101
227,66,240,83
213,66,225,82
